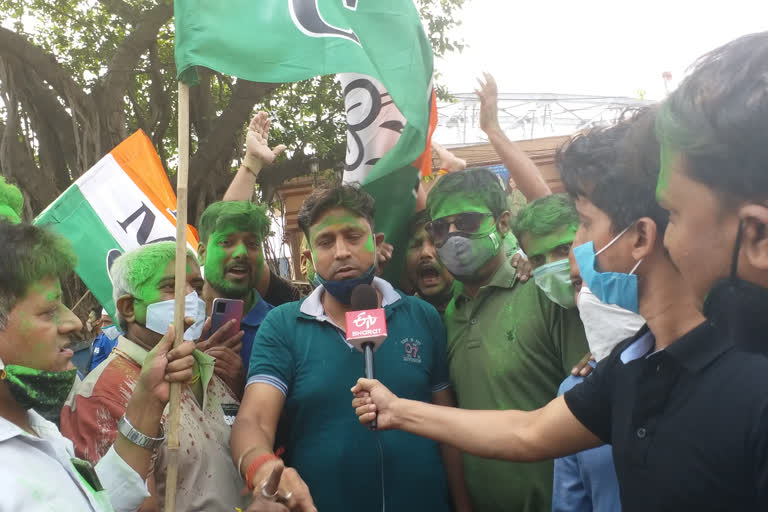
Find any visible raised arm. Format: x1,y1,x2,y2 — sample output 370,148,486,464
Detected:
476,73,551,201
352,378,601,462
223,112,287,201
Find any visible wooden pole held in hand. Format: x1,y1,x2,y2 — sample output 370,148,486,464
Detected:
164,80,190,512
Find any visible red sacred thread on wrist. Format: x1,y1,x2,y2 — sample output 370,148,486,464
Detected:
245,447,285,491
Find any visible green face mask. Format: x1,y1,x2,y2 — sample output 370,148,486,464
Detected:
532,258,575,309
1,362,77,422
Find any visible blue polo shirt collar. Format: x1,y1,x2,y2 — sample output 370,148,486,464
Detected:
242,291,271,327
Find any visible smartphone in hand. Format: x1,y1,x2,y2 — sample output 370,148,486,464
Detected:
210,298,244,340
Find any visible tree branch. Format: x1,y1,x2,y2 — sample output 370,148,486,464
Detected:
190,68,214,140
147,43,171,169
9,57,80,181
98,0,173,110
189,79,279,189
258,155,334,204
97,0,138,23
0,26,91,111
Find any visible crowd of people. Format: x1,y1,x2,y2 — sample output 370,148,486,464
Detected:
1,30,768,512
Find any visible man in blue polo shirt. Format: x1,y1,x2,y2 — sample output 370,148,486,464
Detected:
197,200,274,395
231,184,471,512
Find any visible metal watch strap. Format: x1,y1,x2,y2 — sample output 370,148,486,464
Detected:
117,415,165,450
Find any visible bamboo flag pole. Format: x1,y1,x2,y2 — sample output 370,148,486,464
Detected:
164,80,190,512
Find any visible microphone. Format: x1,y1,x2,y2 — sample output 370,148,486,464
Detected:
345,284,387,429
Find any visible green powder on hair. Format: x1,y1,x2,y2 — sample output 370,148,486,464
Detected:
0,177,23,224
512,194,579,240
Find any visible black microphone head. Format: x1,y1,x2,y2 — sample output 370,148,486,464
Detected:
350,284,378,311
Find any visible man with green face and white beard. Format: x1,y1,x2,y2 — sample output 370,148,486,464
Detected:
424,168,588,512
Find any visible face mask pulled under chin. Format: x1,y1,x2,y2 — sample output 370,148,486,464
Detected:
577,285,646,362
703,221,768,352
312,264,376,305
145,291,207,341
0,358,77,421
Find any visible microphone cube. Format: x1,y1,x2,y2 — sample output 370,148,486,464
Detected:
345,308,387,351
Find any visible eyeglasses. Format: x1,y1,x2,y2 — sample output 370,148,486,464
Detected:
425,212,493,244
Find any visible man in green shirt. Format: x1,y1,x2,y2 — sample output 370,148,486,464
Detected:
426,168,588,512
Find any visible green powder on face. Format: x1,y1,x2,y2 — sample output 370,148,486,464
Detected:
112,243,190,320
198,201,270,249
364,233,375,253
232,242,248,259
131,262,167,324
309,213,370,245
524,225,577,259
428,194,493,222
204,234,230,292
204,227,264,296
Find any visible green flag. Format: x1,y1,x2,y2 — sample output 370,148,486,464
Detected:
175,0,435,283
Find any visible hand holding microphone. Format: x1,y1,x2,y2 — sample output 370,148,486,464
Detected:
345,284,387,429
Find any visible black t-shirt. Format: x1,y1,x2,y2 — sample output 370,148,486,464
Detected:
263,270,301,306
564,321,768,512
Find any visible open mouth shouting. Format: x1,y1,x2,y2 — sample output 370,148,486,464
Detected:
225,262,251,281
418,263,444,289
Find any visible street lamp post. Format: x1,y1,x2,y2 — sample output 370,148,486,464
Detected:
334,161,345,184
309,156,319,187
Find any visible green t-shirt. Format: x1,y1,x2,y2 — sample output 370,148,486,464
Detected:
444,259,589,512
248,280,453,512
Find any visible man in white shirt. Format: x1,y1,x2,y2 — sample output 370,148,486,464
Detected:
0,222,197,511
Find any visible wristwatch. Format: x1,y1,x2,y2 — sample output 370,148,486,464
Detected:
118,415,165,450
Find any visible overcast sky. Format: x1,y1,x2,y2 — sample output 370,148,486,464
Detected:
437,0,768,100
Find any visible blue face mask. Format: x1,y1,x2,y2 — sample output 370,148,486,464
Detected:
573,225,643,313
313,264,376,305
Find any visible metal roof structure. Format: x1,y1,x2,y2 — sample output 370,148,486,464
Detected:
434,92,656,147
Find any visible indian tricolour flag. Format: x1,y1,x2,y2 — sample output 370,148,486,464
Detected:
35,130,198,318
174,0,436,282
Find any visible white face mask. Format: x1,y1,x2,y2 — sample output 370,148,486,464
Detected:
577,285,646,362
145,291,207,341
